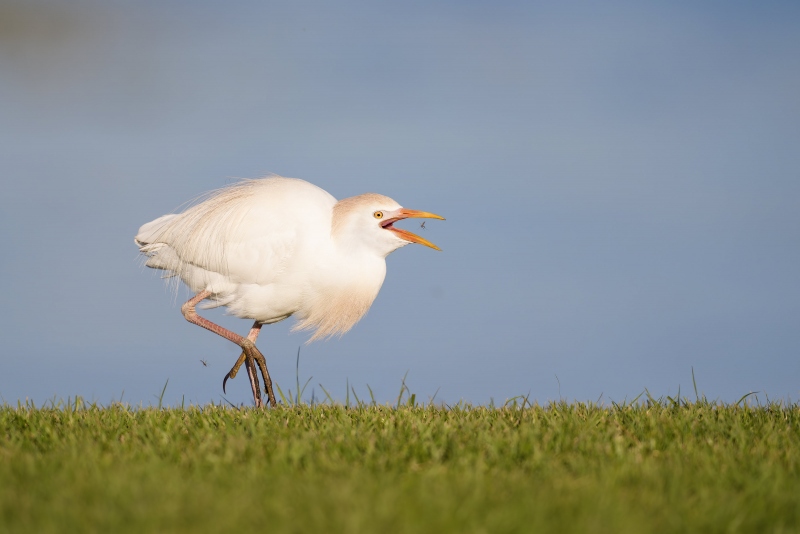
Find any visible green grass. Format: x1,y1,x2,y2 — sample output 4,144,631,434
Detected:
1,396,799,533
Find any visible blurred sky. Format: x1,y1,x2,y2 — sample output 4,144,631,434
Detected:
1,0,799,407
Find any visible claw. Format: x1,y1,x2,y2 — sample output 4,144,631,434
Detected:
246,357,262,408
222,351,247,394
219,342,275,408
253,352,277,407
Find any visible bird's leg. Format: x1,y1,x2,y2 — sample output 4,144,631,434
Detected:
221,324,278,409
253,348,276,407
223,336,277,408
224,322,261,383
244,353,262,408
238,322,277,408
224,322,263,406
224,352,247,388
240,338,277,408
181,291,275,407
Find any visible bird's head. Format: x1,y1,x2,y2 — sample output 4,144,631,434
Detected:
332,193,444,257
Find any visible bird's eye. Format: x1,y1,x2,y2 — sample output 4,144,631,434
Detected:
373,211,384,219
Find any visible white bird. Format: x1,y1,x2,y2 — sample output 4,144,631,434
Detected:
135,175,444,407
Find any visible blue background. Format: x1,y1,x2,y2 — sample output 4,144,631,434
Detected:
2,0,798,406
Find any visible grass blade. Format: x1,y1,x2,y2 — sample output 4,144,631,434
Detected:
736,391,758,407
156,379,169,409
318,383,335,405
275,383,289,406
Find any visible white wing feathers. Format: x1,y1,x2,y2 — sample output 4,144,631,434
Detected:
134,177,336,301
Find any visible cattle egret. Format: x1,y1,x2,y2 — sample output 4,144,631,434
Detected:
135,176,444,407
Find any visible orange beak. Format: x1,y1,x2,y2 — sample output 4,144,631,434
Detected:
381,208,445,250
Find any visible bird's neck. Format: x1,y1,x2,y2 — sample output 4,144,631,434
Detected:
293,249,387,342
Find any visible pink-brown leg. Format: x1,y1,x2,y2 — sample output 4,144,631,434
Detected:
181,291,276,407
223,321,263,400
242,322,263,405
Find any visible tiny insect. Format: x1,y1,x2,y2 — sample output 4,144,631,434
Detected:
420,221,426,230
200,359,208,367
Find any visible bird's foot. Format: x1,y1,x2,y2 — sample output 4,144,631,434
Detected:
252,346,277,407
223,349,263,407
222,341,277,408
223,352,247,393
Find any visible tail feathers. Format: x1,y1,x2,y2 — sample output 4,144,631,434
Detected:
135,214,181,272
138,242,180,271
134,214,179,248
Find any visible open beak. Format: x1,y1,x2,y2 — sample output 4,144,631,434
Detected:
381,208,445,250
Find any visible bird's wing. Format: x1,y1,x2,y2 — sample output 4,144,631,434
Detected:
135,177,336,291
